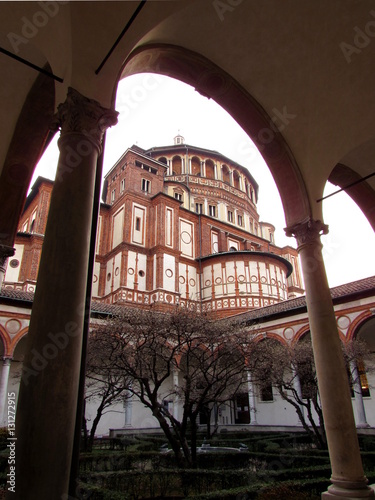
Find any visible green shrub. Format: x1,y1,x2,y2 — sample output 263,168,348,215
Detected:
360,436,375,452
257,483,311,499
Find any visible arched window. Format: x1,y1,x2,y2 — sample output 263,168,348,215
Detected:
233,170,240,190
158,156,168,165
191,156,201,176
205,159,215,179
221,164,230,183
172,156,182,175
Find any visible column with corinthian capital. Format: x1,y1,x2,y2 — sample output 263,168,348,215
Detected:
11,88,118,500
285,219,374,499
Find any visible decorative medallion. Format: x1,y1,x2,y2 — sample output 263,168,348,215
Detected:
5,319,21,335
181,231,192,244
165,269,173,278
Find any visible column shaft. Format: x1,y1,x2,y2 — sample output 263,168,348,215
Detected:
10,88,117,500
286,219,373,498
247,372,257,424
0,358,11,424
350,360,368,428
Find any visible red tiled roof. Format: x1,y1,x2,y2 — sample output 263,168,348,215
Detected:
233,275,375,323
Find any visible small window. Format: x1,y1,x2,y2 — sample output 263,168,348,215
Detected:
260,384,274,402
111,189,116,202
135,217,141,232
174,192,183,202
196,203,203,214
141,179,150,193
238,214,243,226
120,179,125,192
22,221,28,232
227,210,233,223
358,360,371,398
209,205,216,217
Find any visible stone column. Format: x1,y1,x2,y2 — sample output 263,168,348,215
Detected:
173,368,179,420
247,371,257,424
10,88,117,500
292,367,305,419
350,360,369,428
0,358,11,424
124,392,133,427
285,219,374,499
0,245,15,287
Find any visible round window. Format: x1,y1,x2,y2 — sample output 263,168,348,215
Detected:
9,259,19,268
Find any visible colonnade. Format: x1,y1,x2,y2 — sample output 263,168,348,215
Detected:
1,88,373,499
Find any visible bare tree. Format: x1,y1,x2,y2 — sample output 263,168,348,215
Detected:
342,338,374,397
90,306,249,467
83,332,131,451
248,337,327,449
248,335,374,450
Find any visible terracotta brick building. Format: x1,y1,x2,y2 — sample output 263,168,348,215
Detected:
4,136,303,316
2,138,375,438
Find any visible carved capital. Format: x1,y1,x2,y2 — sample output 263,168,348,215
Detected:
51,88,118,154
284,218,329,248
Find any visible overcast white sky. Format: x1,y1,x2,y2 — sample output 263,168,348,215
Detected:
32,74,375,288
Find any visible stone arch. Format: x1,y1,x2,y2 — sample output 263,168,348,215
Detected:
0,70,55,249
292,324,311,345
0,325,7,357
253,332,287,346
328,163,375,232
347,312,375,344
120,43,311,227
158,156,168,165
9,327,29,358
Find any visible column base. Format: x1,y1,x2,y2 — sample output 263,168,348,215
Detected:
322,481,375,498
